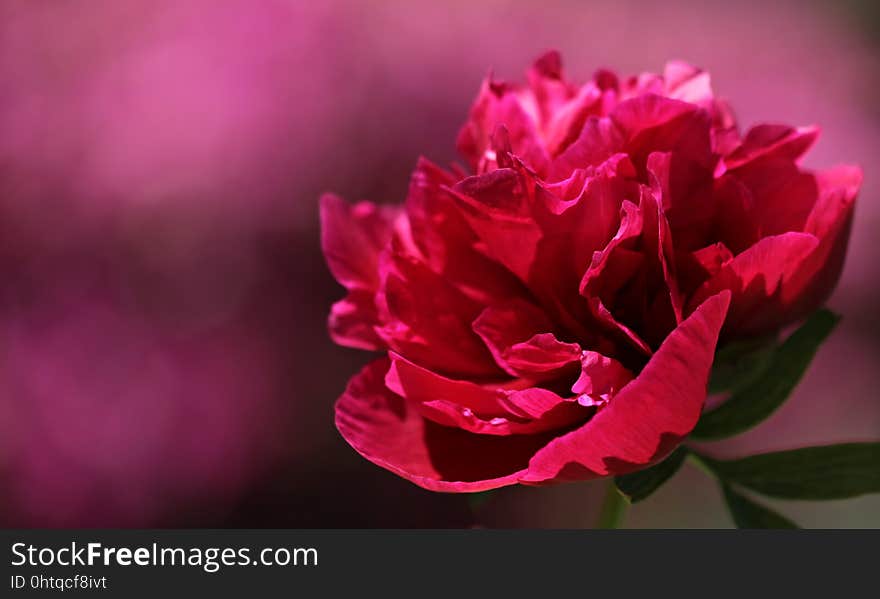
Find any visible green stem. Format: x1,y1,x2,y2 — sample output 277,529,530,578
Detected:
686,452,716,479
596,481,628,529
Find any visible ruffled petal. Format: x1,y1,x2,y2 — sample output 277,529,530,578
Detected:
321,194,399,349
320,194,398,290
550,116,623,180
687,232,819,336
327,290,383,351
612,94,713,179
647,150,714,251
728,159,819,237
527,50,576,126
448,169,543,283
385,352,511,417
336,358,560,491
385,352,588,436
502,334,582,380
571,351,634,407
376,253,501,377
783,165,861,321
542,83,606,157
663,61,713,108
520,291,730,483
579,199,652,355
471,298,581,379
456,79,550,176
711,174,761,254
675,242,734,297
721,124,819,172
405,158,528,306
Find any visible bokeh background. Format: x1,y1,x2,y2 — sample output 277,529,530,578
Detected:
1,0,878,528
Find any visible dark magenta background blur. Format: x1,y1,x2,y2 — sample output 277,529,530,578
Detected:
1,0,877,527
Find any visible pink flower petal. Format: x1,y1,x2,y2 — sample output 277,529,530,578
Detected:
320,194,399,349
320,194,398,290
783,165,861,322
327,290,383,351
335,358,559,492
377,252,500,377
723,124,819,171
502,333,582,379
520,291,730,483
571,351,633,406
472,299,580,379
687,232,819,336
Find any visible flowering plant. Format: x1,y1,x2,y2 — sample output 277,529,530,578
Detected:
322,52,875,527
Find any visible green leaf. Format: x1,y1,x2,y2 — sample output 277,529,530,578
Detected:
692,309,839,440
698,443,880,500
707,335,776,394
721,484,799,528
615,447,688,503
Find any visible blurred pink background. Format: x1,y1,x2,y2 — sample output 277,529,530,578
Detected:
0,0,877,527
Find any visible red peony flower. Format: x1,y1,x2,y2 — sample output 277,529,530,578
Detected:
457,51,861,339
321,52,860,492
